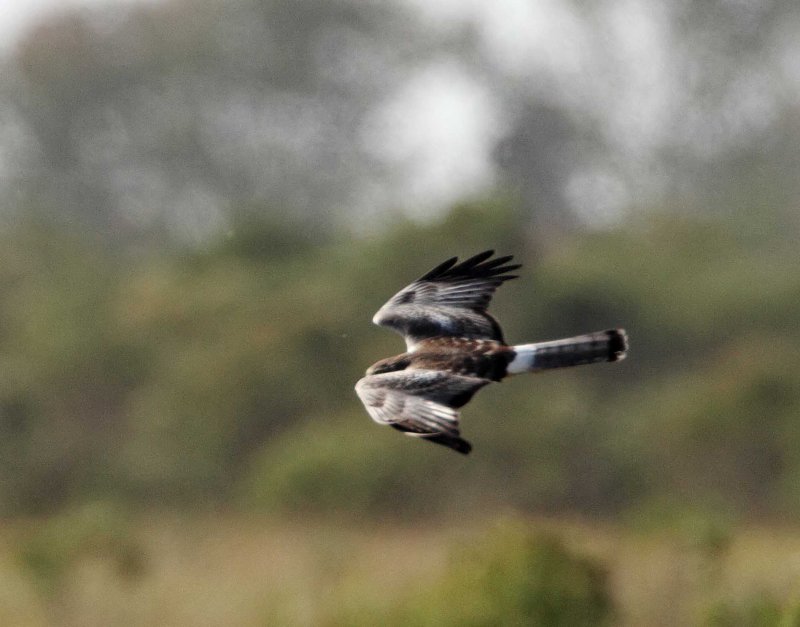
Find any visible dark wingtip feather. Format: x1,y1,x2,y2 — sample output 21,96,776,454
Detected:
419,251,521,283
461,250,495,267
490,263,522,275
424,433,472,454
480,255,514,270
420,256,458,280
452,438,472,455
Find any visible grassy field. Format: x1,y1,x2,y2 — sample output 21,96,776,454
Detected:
1,510,800,626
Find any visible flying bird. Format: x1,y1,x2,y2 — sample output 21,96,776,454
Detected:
355,250,627,454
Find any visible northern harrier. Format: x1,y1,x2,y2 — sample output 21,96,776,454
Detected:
355,250,627,454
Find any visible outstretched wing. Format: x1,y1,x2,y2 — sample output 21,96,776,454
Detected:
372,250,521,348
354,370,490,455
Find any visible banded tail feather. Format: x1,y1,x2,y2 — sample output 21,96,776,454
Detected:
507,329,628,375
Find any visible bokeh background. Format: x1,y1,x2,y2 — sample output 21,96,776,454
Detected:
1,0,799,624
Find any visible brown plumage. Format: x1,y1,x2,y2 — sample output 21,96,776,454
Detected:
355,251,628,454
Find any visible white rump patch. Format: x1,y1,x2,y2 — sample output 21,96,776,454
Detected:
507,345,537,374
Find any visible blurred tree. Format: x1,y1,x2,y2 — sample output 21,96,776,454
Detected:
468,0,800,234
0,0,799,525
0,200,799,520
653,0,800,236
6,0,471,246
3,0,799,246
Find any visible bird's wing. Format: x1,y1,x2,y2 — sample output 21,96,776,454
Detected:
354,370,490,454
373,250,521,345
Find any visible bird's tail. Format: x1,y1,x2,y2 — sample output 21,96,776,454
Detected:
507,329,628,374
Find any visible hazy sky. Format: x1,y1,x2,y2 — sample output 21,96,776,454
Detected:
0,0,664,223
0,0,81,47
0,0,150,51
4,0,791,227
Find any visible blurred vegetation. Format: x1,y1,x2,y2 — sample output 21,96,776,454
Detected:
3,514,800,626
16,502,145,594
331,521,614,626
0,0,799,623
1,200,799,527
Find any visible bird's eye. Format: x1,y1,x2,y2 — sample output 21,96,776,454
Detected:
398,291,415,304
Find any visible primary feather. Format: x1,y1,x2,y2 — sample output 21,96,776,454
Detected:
372,250,521,350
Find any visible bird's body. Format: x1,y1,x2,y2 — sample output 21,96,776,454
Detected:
367,338,513,381
355,250,628,454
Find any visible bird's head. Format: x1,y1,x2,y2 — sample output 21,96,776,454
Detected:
372,305,403,331
372,286,425,331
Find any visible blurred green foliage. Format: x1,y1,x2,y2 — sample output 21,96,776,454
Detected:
1,200,799,524
703,595,790,627
330,521,613,626
16,501,145,594
414,524,612,626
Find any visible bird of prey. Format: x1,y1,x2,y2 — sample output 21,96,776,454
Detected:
355,250,628,455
